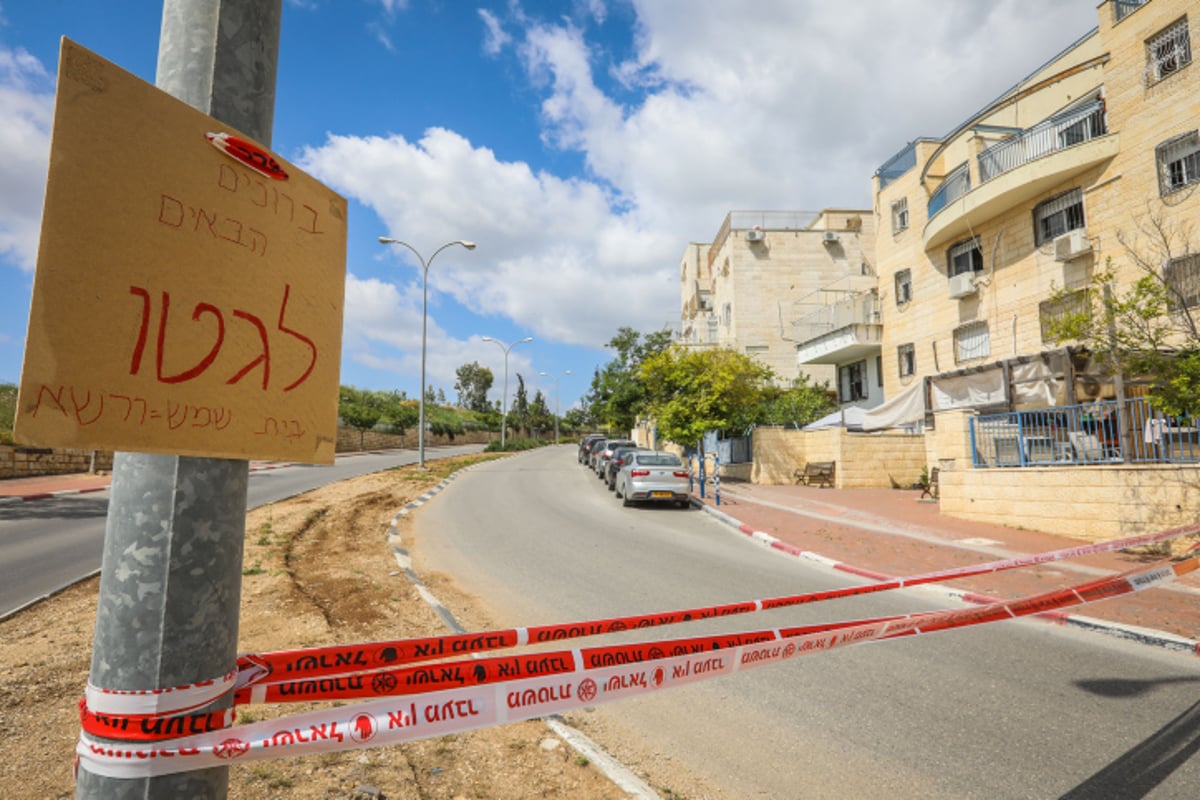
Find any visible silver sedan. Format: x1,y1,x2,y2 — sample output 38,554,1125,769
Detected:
613,451,691,508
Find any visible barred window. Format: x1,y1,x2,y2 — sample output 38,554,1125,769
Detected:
897,343,916,377
1157,131,1200,195
895,269,913,305
1039,290,1089,342
953,321,990,363
947,237,983,277
1164,253,1200,310
1034,189,1085,245
890,198,909,235
1145,17,1191,85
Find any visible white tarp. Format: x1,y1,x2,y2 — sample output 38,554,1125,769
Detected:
861,381,926,431
803,406,867,431
930,368,1006,411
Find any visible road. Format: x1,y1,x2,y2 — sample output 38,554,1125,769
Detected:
414,445,1200,799
0,445,484,616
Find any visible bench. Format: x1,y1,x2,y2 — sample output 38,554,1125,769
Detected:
794,461,835,488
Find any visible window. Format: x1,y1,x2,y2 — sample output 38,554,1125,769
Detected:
722,302,732,327
953,321,990,363
897,343,916,377
890,198,909,235
1146,17,1191,85
706,315,718,342
894,269,913,304
744,345,769,355
1157,131,1200,195
1034,188,1085,245
876,356,884,387
1039,290,1088,342
838,360,867,402
1114,0,1147,23
1164,253,1200,310
947,237,983,277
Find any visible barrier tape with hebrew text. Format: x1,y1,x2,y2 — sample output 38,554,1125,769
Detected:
81,521,1200,721
76,549,1198,779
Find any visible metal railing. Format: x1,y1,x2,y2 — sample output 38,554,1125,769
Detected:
791,291,881,344
977,100,1107,183
927,163,970,219
971,397,1200,468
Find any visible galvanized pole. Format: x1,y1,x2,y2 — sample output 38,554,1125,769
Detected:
75,2,281,798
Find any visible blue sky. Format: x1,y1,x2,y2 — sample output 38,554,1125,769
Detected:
0,0,1101,413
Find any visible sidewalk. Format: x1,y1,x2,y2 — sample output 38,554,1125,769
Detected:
0,462,288,503
690,480,1200,652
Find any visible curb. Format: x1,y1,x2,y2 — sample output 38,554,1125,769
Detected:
0,462,294,505
693,498,1200,656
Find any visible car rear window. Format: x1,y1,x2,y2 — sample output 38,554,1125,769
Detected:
635,454,682,467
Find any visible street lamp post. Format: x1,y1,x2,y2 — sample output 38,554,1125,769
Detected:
539,369,572,444
378,237,475,468
482,335,533,448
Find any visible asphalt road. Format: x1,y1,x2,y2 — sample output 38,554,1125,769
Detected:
413,445,1200,800
0,445,484,617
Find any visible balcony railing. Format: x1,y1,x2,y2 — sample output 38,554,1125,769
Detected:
927,163,970,219
971,397,1200,468
977,100,1107,183
791,291,881,344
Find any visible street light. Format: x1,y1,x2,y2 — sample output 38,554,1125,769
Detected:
482,335,533,448
378,236,475,468
539,369,572,444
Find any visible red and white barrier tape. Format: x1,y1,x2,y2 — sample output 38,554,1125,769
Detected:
76,555,1197,779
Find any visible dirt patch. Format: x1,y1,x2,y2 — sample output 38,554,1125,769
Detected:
0,454,682,799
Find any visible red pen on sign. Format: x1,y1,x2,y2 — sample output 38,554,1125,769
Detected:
205,132,289,181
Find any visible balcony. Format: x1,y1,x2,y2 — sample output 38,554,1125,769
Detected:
924,100,1117,251
793,291,882,365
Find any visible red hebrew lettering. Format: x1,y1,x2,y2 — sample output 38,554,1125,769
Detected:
32,384,67,418
213,408,232,430
167,401,188,430
251,180,268,207
156,294,225,384
227,310,270,389
286,420,305,439
158,195,184,227
277,285,317,392
191,407,212,428
194,207,219,237
217,163,239,192
129,287,152,375
298,204,322,235
256,417,279,437
70,387,103,426
247,227,267,255
220,217,244,247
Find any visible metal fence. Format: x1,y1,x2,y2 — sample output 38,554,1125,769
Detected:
977,100,1107,183
971,397,1200,468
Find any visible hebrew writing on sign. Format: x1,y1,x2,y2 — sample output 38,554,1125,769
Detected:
15,39,347,464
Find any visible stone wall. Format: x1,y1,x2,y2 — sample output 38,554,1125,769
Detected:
0,446,114,479
750,426,927,488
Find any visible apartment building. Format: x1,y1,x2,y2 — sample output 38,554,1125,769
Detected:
867,0,1199,420
678,209,876,391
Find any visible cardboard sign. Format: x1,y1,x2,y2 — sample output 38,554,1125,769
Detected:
15,39,347,464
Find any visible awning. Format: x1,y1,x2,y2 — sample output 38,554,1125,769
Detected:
861,381,926,431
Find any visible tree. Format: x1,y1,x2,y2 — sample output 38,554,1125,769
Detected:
640,346,774,446
1044,211,1200,415
586,327,673,432
510,373,530,437
454,361,494,412
338,386,387,450
528,390,553,437
754,375,837,428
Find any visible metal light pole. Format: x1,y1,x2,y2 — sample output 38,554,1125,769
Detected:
482,335,533,448
539,369,571,444
379,237,475,467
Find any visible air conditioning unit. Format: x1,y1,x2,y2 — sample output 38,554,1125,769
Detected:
822,231,840,244
745,229,765,242
1053,230,1092,262
948,272,978,299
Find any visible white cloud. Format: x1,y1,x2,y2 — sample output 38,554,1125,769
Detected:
302,0,1100,367
0,45,53,272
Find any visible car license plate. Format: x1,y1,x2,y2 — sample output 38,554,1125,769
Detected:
651,491,672,498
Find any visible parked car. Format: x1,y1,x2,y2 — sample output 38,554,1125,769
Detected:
614,451,691,508
594,439,637,478
605,446,647,490
584,437,611,469
578,434,606,464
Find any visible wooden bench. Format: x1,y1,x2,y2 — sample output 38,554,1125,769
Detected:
794,461,835,488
